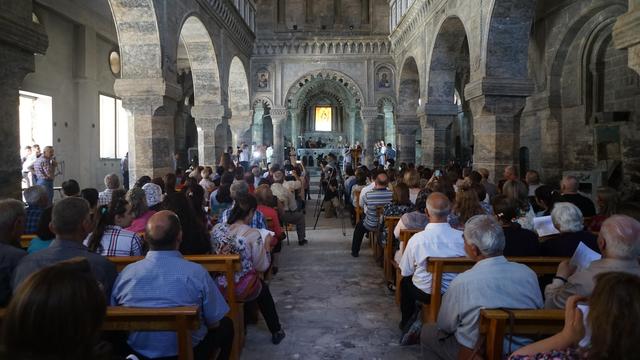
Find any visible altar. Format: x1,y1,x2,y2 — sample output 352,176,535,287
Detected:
296,148,346,167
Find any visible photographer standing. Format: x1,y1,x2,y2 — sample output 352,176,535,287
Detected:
33,146,57,203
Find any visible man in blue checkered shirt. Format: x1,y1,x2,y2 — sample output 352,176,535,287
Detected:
218,180,266,229
23,185,50,234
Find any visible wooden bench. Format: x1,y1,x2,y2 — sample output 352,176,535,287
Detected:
20,234,36,249
383,215,401,284
478,309,564,360
393,228,422,305
424,257,567,323
108,255,244,360
0,306,200,360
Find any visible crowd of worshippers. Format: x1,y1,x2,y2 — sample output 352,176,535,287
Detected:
0,160,314,359
345,162,640,359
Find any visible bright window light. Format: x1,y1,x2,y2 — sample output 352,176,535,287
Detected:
19,90,53,149
315,106,332,132
100,94,128,159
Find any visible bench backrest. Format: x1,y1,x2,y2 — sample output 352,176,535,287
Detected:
478,309,564,360
0,306,200,360
424,257,567,323
20,234,36,249
399,229,421,249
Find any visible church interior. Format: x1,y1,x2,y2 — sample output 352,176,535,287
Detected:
1,0,640,359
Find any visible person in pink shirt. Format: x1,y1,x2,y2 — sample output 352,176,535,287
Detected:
125,187,156,234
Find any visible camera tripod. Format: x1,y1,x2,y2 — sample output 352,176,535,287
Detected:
313,180,347,236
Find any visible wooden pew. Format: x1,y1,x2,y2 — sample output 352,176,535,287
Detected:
383,215,401,284
393,229,422,305
20,234,36,249
424,257,567,323
478,309,564,360
0,306,200,360
108,255,244,360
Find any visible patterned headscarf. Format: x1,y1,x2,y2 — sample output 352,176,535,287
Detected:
142,183,162,207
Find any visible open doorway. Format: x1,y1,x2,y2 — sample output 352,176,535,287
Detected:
19,90,53,189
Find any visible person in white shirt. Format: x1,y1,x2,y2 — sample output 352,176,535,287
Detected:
358,169,382,212
399,192,465,328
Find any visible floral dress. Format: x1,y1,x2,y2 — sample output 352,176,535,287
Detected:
509,348,582,360
379,203,414,246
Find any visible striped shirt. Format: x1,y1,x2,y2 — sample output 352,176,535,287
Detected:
33,156,52,180
220,207,267,229
362,188,393,230
84,225,143,257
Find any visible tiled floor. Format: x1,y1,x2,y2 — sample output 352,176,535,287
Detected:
241,200,422,359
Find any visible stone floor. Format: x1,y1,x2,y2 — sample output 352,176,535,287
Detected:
240,199,422,359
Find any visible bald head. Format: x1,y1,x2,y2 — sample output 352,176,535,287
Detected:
599,215,640,259
561,175,579,194
145,210,182,251
426,192,451,222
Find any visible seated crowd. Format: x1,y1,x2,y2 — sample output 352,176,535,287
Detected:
2,156,640,360
347,161,640,359
1,158,311,359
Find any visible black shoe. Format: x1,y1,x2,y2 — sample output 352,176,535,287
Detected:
272,329,286,344
271,266,279,275
351,252,359,258
298,239,308,246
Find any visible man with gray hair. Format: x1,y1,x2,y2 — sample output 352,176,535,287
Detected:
421,215,543,359
219,180,267,230
545,214,640,309
398,192,465,329
13,197,117,298
0,199,27,306
23,185,50,234
98,173,121,206
271,170,307,246
558,175,596,217
541,202,598,257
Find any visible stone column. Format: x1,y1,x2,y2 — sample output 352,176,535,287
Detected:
347,108,356,145
419,104,457,169
271,108,287,164
252,103,265,146
191,104,225,167
397,122,420,164
361,107,378,166
613,1,640,74
0,6,47,199
464,78,533,181
229,107,253,150
114,78,181,184
383,103,396,146
290,108,299,147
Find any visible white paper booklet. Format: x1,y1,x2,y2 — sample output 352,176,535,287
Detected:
533,215,560,237
570,242,601,271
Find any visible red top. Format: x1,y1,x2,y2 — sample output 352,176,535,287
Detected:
257,205,283,243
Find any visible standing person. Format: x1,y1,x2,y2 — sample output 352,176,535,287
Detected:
239,143,250,171
266,144,274,165
33,146,57,203
385,143,396,164
21,146,33,187
343,145,352,173
111,211,234,359
121,152,129,190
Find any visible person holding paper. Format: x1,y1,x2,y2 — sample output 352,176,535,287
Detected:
544,215,640,309
512,272,640,360
541,203,599,257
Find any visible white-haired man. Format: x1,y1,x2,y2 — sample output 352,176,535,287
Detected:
545,214,640,309
98,173,121,206
421,215,543,359
558,175,595,217
399,192,465,329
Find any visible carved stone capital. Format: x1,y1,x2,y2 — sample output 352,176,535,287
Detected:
191,104,226,119
270,107,287,123
360,106,379,120
114,78,182,102
422,103,459,116
464,77,534,101
0,15,48,55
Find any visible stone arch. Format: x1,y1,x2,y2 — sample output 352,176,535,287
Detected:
426,16,472,166
178,15,223,166
284,70,365,109
398,57,420,116
107,0,162,79
228,56,251,149
377,97,396,146
483,0,536,79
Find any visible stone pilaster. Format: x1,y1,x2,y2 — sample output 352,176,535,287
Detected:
464,77,533,181
383,103,396,147
0,6,48,199
290,108,299,147
361,107,378,166
252,104,265,146
229,106,253,150
114,78,181,183
397,122,419,164
418,104,457,169
613,1,640,74
347,108,357,145
271,108,287,165
192,104,225,167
